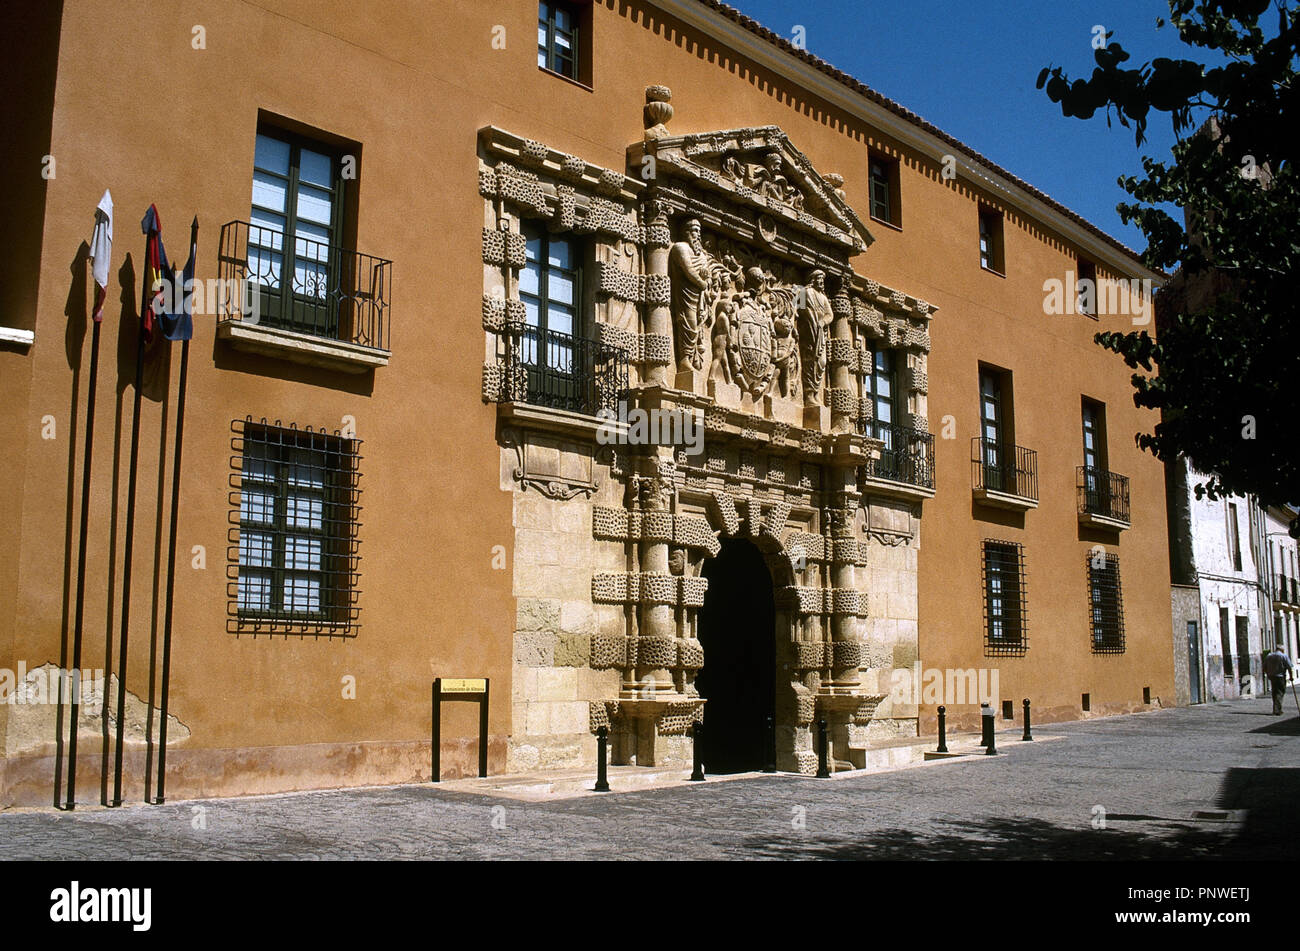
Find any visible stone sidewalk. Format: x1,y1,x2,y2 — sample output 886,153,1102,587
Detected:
2,697,1296,860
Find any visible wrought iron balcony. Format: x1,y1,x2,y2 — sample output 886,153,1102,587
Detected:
863,422,935,491
490,324,628,418
971,438,1038,510
1077,466,1131,529
216,220,392,358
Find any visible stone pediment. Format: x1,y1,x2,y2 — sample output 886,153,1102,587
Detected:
638,125,873,256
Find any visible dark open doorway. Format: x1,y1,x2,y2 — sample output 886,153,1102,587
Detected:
696,538,776,773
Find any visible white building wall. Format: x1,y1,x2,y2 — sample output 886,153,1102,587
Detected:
1185,464,1267,700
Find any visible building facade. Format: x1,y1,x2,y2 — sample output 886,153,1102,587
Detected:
1166,457,1273,703
2,0,1173,806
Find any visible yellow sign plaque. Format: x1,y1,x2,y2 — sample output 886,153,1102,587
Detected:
440,678,487,694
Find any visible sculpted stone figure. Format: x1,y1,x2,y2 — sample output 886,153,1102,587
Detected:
797,269,833,406
668,218,714,373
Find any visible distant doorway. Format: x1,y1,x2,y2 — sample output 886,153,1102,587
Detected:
696,538,776,773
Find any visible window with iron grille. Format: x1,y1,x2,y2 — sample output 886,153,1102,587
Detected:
1088,552,1125,653
982,540,1027,655
229,418,362,636
538,1,582,80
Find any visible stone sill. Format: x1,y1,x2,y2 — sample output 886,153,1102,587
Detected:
1078,510,1130,532
217,320,389,373
860,475,935,502
0,326,35,347
972,487,1038,512
497,401,626,441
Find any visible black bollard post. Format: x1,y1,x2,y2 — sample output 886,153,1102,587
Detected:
936,705,948,753
1022,698,1033,741
594,725,611,792
763,715,777,773
984,704,998,755
689,721,705,781
815,718,831,778
979,702,991,747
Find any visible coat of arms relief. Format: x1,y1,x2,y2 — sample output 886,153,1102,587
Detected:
668,213,833,409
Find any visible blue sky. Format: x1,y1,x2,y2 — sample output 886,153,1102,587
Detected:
728,0,1203,251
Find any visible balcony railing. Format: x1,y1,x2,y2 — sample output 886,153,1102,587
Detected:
1077,466,1131,525
217,220,392,351
491,324,628,418
864,422,935,490
971,438,1038,503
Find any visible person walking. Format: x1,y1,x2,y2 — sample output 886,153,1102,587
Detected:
1263,645,1294,716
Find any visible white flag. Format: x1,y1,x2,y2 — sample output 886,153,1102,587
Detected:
89,189,113,322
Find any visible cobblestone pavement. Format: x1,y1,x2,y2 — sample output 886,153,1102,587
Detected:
3,697,1297,860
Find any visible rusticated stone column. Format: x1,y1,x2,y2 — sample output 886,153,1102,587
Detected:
827,485,863,690
642,199,673,387
827,279,856,435
634,459,676,693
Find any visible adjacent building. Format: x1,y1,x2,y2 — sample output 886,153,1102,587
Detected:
2,0,1174,806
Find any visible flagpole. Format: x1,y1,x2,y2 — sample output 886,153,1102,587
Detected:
151,216,196,805
63,315,102,811
110,221,153,807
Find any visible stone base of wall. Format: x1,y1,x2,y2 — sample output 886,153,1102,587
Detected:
0,737,506,809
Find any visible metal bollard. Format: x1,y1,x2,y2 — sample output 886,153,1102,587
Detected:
983,704,997,755
763,715,777,773
936,705,948,753
1022,698,1033,741
689,721,705,781
816,718,831,778
979,702,991,747
594,725,611,792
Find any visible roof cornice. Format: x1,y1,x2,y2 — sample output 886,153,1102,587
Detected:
651,0,1165,284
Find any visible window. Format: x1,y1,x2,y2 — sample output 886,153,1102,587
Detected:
519,222,587,408
978,207,1004,273
1088,552,1125,653
249,128,346,337
978,366,1006,488
865,348,896,442
538,1,583,81
983,541,1026,655
1076,258,1097,318
1080,398,1106,508
1227,502,1243,571
231,419,362,635
867,153,900,226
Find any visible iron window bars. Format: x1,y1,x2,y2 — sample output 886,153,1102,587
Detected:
864,421,935,489
493,324,628,417
217,220,392,351
972,437,1038,501
1077,466,1130,523
982,540,1027,656
1087,552,1126,654
228,417,362,637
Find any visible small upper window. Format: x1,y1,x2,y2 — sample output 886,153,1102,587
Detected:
867,155,900,227
1076,258,1098,317
539,1,582,81
978,207,1004,274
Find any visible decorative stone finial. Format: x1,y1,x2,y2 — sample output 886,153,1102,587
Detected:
644,85,673,140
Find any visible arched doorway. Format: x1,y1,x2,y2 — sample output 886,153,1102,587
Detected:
696,538,776,773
